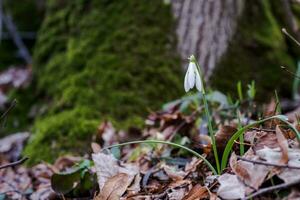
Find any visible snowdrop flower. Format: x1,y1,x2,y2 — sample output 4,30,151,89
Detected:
184,55,203,92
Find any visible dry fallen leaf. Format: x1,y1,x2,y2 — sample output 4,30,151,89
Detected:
163,165,186,181
53,155,82,171
92,152,139,196
91,142,102,153
276,125,289,165
94,173,131,200
233,149,269,191
167,187,188,200
256,147,300,183
126,173,142,196
229,152,251,183
221,149,269,197
183,184,208,200
250,131,279,151
217,173,246,199
185,157,203,174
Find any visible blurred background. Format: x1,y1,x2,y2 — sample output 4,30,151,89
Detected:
1,0,300,163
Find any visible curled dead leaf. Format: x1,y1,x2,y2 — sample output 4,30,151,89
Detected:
92,152,139,197
183,184,208,200
229,152,251,183
94,173,130,200
91,142,101,154
217,174,246,199
276,126,289,165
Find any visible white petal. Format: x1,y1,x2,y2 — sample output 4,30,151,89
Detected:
195,68,202,92
184,69,190,92
188,62,195,88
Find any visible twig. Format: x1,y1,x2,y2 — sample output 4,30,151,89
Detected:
0,99,17,120
243,178,300,200
0,157,28,170
249,127,276,132
234,140,252,146
2,13,32,64
282,28,300,47
281,66,300,79
237,156,300,170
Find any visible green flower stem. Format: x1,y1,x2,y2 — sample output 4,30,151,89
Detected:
102,139,217,175
193,57,221,174
201,89,221,174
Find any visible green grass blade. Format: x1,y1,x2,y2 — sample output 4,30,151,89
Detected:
102,139,217,175
237,81,243,102
237,110,244,156
221,115,300,171
293,61,300,100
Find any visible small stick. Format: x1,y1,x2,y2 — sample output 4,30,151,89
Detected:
282,28,300,46
249,127,276,132
0,99,17,120
281,66,300,79
234,140,252,146
237,156,300,170
243,178,300,200
0,157,28,170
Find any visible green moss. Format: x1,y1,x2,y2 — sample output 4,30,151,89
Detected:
24,107,99,164
211,0,297,101
23,0,182,164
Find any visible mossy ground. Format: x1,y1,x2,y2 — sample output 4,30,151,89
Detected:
211,0,299,101
23,0,183,164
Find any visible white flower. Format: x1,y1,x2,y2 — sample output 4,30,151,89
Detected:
184,56,202,92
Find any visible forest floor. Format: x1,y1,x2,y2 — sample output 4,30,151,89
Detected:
1,93,300,200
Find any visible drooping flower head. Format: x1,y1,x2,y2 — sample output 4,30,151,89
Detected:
184,55,203,92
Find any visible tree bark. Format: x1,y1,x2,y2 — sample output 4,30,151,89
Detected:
171,0,244,77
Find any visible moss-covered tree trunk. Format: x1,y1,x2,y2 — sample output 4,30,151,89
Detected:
171,0,300,100
24,0,183,163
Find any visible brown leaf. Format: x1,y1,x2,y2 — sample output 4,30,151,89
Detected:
229,153,251,183
215,125,237,151
217,174,246,199
185,157,203,174
94,173,130,200
241,149,269,190
91,142,101,153
252,131,278,151
53,155,82,171
228,149,269,191
276,126,289,165
92,152,139,190
183,184,208,200
163,165,186,181
198,134,212,154
126,173,141,196
256,147,300,183
168,187,188,200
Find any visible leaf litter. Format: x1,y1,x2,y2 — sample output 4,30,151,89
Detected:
0,98,300,199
